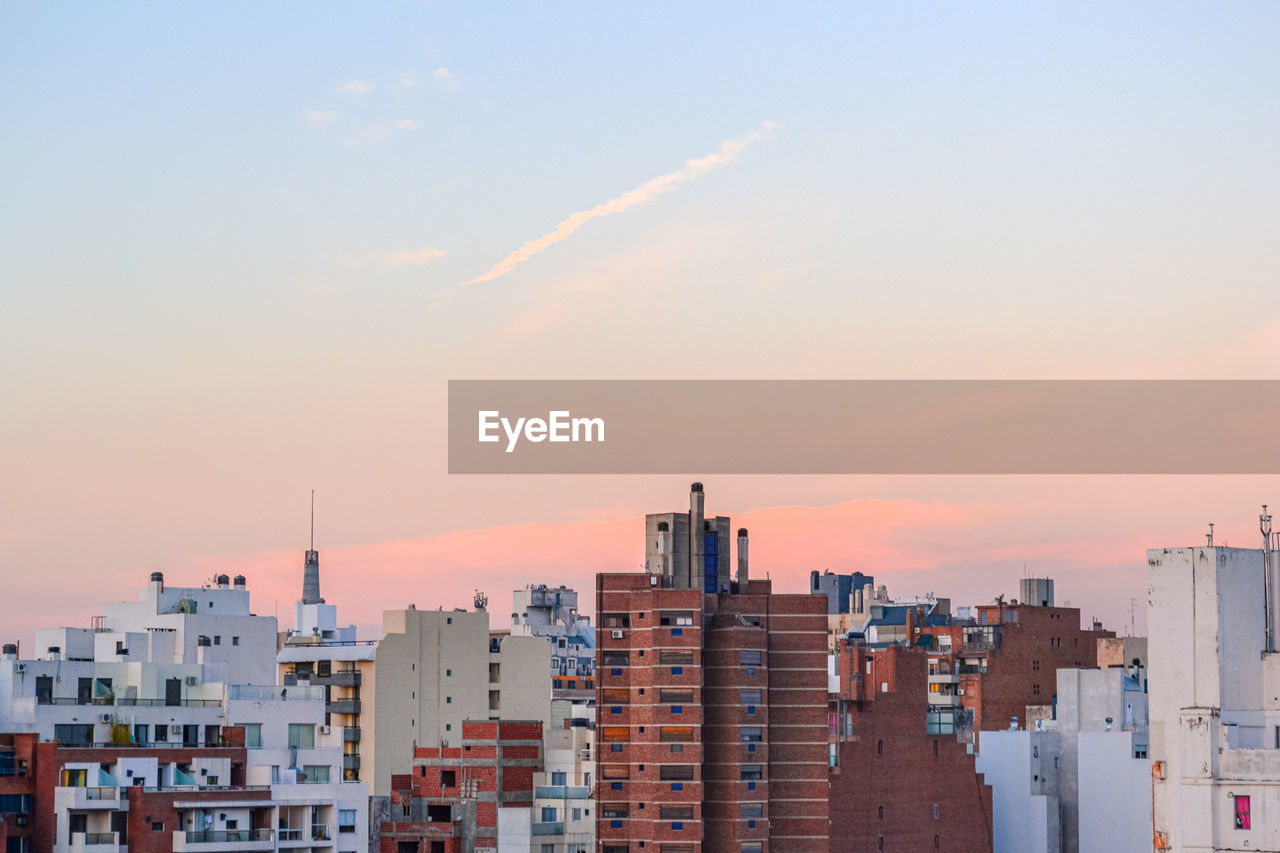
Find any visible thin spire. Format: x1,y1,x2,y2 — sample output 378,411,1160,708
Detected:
310,490,315,550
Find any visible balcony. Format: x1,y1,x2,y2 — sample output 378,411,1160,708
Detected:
70,831,120,852
343,753,361,771
928,672,959,684
535,785,591,799
329,670,361,687
174,829,273,851
327,698,360,715
342,726,361,743
63,786,125,809
927,694,961,708
532,821,565,836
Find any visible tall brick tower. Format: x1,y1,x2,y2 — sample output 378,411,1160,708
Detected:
596,484,830,853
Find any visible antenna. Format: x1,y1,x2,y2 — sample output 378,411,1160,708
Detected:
310,490,315,550
1263,505,1274,652
1128,598,1138,637
1207,523,1214,547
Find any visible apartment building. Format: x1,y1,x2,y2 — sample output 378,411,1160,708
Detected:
919,578,1114,732
596,483,829,853
510,584,597,702
277,537,375,782
828,641,993,853
370,602,551,796
0,733,36,853
1148,534,1280,851
976,663,1149,853
373,720,543,852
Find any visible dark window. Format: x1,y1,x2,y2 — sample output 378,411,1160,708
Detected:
660,805,694,820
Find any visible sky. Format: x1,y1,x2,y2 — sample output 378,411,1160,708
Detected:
2,3,1279,646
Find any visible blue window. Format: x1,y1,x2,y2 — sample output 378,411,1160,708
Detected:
672,628,683,636
748,706,756,714
748,744,755,752
611,782,622,790
611,744,623,752
611,820,622,828
552,772,566,786
672,783,683,791
749,820,757,828
672,706,683,714
672,667,683,675
747,667,755,677
611,706,622,714
542,807,557,822
748,782,756,791
673,822,684,830
611,668,622,676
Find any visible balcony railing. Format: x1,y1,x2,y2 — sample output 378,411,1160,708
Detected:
37,697,220,707
185,829,273,842
74,831,118,844
535,785,591,799
328,699,360,715
86,786,121,800
342,727,361,743
532,821,565,836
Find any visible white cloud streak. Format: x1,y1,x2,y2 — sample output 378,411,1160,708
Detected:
387,246,446,266
338,79,373,98
464,122,776,286
304,108,340,126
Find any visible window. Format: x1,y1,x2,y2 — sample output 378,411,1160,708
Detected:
301,765,329,783
660,806,694,820
552,771,567,786
739,650,762,666
1134,744,1148,759
741,690,762,705
741,727,763,742
741,804,763,818
602,765,630,779
661,690,694,704
602,806,629,818
338,809,356,833
603,613,631,628
659,611,694,626
933,804,940,820
659,651,693,665
742,845,763,853
441,770,457,787
740,765,763,781
603,651,630,667
0,795,32,814
1236,794,1252,829
542,807,557,822
288,724,314,749
232,636,239,645
660,727,694,743
660,765,695,781
213,635,220,645
446,696,452,704
877,739,883,755
133,723,149,744
239,723,259,747
603,727,629,742
206,775,219,786
604,689,629,705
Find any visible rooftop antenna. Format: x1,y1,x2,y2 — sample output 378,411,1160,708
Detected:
1263,505,1274,652
310,489,315,550
1128,598,1138,637
1207,523,1214,547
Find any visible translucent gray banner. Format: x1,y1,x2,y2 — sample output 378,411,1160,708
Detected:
448,380,1280,474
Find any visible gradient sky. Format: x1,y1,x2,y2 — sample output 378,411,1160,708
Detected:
3,3,1279,646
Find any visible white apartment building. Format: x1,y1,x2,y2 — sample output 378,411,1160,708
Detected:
510,585,596,701
1149,541,1280,852
370,602,552,796
976,663,1150,853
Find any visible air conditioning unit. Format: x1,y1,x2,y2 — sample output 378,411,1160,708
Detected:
15,816,29,827
15,663,24,673
320,725,331,735
170,725,183,735
611,630,624,639
101,713,112,722
184,676,199,686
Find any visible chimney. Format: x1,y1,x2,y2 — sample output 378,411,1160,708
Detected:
149,571,164,595
233,575,246,589
905,608,916,644
657,521,672,578
737,528,750,586
689,482,705,590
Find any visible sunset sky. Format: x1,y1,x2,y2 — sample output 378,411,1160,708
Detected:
3,3,1279,646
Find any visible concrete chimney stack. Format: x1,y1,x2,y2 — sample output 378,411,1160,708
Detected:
737,528,750,586
689,482,705,590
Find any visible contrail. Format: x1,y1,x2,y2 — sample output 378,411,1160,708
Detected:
465,122,776,286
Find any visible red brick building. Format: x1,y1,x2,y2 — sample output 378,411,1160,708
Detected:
0,733,36,853
596,484,829,853
377,719,542,853
829,643,993,853
920,599,1114,731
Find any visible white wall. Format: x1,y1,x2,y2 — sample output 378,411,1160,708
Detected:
975,729,1060,853
1077,731,1150,853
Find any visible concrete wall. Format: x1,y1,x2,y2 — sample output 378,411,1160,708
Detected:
1076,731,1149,853
975,729,1059,853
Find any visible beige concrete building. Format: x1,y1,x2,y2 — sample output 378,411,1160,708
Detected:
368,603,552,795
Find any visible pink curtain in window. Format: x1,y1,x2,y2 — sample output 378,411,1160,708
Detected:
1236,796,1251,830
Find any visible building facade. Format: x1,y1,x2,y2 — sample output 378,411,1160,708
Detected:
510,585,596,702
596,484,829,853
828,641,994,853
